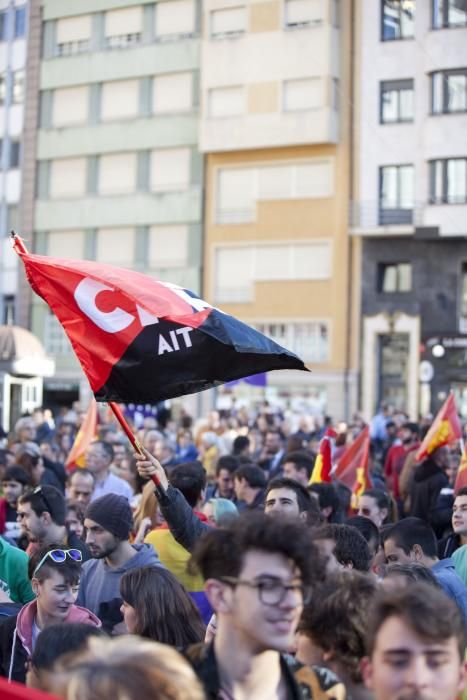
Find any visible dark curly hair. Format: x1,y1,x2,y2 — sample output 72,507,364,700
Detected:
190,511,323,587
298,571,377,682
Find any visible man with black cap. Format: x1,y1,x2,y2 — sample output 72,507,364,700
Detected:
76,494,162,633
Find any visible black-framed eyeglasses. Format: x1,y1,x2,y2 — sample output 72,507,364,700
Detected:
220,576,311,606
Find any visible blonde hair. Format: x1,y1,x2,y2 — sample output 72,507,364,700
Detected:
51,636,205,700
133,479,159,533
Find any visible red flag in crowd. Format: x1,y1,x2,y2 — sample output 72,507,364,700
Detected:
309,429,336,484
334,426,371,495
455,447,467,493
415,392,461,463
13,239,308,404
65,399,98,472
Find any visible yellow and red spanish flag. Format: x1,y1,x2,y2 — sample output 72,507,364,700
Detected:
309,429,336,484
334,426,371,499
65,399,98,472
416,392,461,463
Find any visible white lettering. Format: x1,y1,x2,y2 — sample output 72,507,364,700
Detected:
74,279,134,333
137,306,159,327
176,327,194,348
161,282,213,313
158,334,174,355
169,330,180,350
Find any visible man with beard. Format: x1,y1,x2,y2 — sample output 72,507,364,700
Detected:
362,582,466,700
76,494,162,633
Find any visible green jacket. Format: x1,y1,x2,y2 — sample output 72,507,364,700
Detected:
0,537,34,604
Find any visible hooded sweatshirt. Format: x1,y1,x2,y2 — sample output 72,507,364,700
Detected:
0,598,100,683
409,457,448,523
76,543,162,633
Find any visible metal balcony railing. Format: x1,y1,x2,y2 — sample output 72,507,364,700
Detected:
349,201,424,229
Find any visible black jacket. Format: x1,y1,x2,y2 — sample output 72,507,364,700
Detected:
0,613,27,683
410,457,448,524
185,642,346,699
438,532,461,559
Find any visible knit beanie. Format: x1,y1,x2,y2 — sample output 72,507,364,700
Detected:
85,494,133,540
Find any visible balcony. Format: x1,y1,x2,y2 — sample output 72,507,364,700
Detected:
349,201,424,236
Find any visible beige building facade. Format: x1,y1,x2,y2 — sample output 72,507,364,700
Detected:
201,0,358,419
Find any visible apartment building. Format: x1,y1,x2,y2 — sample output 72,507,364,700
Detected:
352,0,467,418
200,0,357,419
25,0,203,406
0,0,28,326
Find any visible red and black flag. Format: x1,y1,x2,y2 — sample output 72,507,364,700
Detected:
14,243,308,403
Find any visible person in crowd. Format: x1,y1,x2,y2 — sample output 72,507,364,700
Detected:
232,434,250,459
281,451,315,487
110,442,128,472
77,494,162,633
133,480,162,543
383,517,467,626
17,486,90,560
26,623,106,691
65,501,85,540
0,466,30,544
153,438,179,472
13,417,37,445
410,444,450,523
15,442,66,493
120,566,205,646
205,455,238,500
233,463,267,510
356,488,391,528
296,571,377,700
0,545,101,682
439,486,467,558
144,461,211,624
186,511,345,699
198,431,221,481
265,476,321,525
308,482,343,522
313,523,372,574
346,515,380,564
381,561,441,590
257,429,285,476
67,468,95,508
175,429,198,463
202,497,239,526
361,583,467,700
384,422,420,505
85,441,133,502
0,535,34,605
50,636,206,700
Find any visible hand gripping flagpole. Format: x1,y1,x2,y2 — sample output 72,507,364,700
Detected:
10,231,161,487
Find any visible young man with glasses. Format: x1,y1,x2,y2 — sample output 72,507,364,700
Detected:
0,545,100,683
186,512,346,699
17,485,90,561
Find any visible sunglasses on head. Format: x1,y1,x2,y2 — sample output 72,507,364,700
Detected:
33,548,82,577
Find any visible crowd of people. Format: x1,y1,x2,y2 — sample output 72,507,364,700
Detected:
0,400,466,699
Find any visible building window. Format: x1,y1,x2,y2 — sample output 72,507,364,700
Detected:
379,164,414,224
217,160,334,223
284,0,323,28
430,158,467,204
378,262,412,292
98,153,137,195
95,228,135,265
255,321,329,363
44,313,72,355
210,7,246,37
432,69,467,114
153,73,192,113
9,142,20,169
460,263,467,331
3,295,15,325
104,7,142,49
283,78,323,111
382,0,415,40
0,74,6,104
150,147,191,192
48,230,85,259
14,6,27,38
155,0,195,40
55,15,91,56
101,80,139,121
214,243,331,302
380,79,414,122
52,86,89,127
433,0,467,28
50,157,87,199
148,225,188,268
208,86,244,118
12,71,24,103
